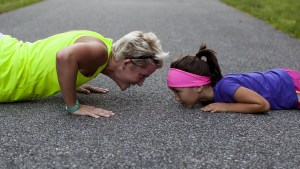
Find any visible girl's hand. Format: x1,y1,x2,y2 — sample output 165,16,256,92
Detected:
76,84,109,94
201,103,227,113
72,104,115,118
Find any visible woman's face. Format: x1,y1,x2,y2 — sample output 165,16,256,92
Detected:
115,61,157,91
171,87,201,107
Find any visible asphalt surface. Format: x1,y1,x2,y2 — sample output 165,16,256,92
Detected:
1,0,300,168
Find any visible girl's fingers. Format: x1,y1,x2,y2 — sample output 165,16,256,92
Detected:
201,106,214,112
201,107,209,112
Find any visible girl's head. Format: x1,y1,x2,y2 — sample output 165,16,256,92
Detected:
167,44,222,107
112,31,169,68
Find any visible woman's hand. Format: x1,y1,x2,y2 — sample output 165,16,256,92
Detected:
72,104,115,118
76,84,109,94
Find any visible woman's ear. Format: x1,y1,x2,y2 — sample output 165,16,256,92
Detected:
122,59,131,69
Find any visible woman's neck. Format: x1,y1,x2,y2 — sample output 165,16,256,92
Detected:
102,55,117,78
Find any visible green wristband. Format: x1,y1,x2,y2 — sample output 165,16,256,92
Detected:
65,99,80,113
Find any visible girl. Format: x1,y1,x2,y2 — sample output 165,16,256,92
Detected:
0,30,168,118
167,44,300,113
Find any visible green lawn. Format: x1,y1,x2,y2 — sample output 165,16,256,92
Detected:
0,0,41,14
221,0,300,39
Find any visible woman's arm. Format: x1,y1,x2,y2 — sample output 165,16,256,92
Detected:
201,86,270,113
56,42,114,118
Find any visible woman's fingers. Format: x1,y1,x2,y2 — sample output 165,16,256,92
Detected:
77,85,109,94
73,105,115,118
76,87,91,94
89,113,100,119
89,87,109,93
96,110,115,117
91,108,114,118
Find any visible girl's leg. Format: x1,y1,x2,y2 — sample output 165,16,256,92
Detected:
297,91,300,109
283,69,300,91
283,68,300,109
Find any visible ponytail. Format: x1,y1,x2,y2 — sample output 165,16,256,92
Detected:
170,43,222,87
195,44,222,86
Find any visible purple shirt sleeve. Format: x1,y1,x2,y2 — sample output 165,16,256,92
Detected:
213,78,241,103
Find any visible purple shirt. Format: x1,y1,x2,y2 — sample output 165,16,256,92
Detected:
213,69,298,109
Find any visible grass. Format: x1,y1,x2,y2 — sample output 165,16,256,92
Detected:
0,0,41,14
221,0,300,39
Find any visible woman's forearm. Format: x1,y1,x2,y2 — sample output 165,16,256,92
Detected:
56,51,78,108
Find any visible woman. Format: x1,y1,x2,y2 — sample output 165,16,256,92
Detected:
0,30,168,118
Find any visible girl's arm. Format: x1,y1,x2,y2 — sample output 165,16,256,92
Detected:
56,42,114,118
201,86,270,113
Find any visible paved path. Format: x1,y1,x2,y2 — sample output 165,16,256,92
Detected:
0,0,300,168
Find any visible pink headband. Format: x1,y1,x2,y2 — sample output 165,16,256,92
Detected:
167,68,211,87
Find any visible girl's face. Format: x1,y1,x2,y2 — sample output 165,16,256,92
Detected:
171,87,201,108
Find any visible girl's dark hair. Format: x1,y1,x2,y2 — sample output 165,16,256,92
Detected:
170,43,223,86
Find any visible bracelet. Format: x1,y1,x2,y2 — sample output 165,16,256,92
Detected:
65,99,80,113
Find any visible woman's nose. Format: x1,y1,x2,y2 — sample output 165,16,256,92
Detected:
138,79,145,86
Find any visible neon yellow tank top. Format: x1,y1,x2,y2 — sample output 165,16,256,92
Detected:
0,30,113,102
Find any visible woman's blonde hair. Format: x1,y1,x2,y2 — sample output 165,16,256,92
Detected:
112,31,168,68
